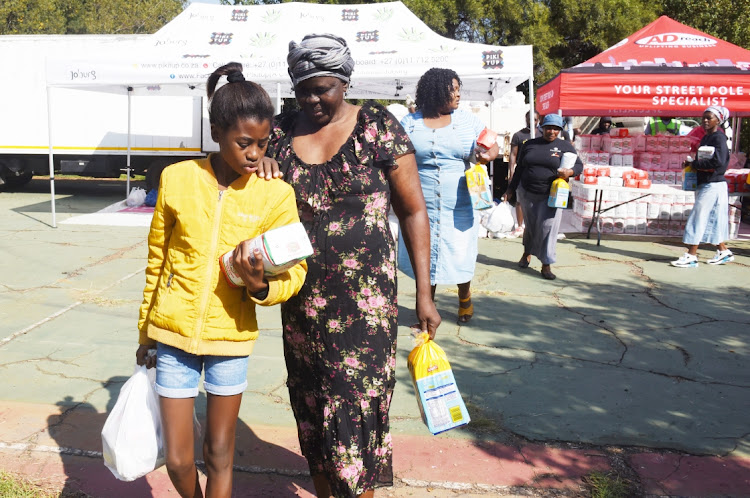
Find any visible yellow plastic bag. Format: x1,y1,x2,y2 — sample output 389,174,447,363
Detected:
547,178,570,208
407,333,471,434
465,163,493,210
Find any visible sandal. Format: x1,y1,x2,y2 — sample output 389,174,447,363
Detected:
458,296,473,323
518,254,530,269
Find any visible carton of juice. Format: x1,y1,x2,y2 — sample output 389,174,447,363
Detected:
220,222,313,287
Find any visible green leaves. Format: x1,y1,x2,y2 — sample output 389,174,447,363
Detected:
659,0,750,49
0,0,185,35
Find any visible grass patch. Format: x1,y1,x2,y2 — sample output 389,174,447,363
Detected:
118,174,146,181
582,470,633,498
464,400,500,434
0,471,53,498
0,471,90,498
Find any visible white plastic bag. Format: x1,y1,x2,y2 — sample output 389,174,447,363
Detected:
481,201,515,234
126,187,147,207
102,364,165,481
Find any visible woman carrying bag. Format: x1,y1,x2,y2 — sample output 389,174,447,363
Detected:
506,114,582,280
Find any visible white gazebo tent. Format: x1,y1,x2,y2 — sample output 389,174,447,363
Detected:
45,1,534,226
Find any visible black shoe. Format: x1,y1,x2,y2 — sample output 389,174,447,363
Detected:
518,255,530,268
541,268,556,280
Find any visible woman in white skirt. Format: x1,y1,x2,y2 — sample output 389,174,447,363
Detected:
671,105,734,268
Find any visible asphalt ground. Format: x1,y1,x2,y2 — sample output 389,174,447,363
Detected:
1,178,749,497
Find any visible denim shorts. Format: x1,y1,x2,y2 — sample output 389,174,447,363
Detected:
155,343,249,398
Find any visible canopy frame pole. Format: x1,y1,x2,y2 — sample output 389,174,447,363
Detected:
529,73,535,139
488,81,496,130
125,86,133,197
734,117,742,154
46,86,57,228
276,82,282,115
488,80,497,182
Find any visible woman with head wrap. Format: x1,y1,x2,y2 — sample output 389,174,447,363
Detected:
265,33,441,498
397,68,499,323
671,106,734,267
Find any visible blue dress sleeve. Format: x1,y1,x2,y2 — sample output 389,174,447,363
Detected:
469,111,486,137
455,109,486,160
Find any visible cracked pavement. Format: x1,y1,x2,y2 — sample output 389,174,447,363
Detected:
1,178,749,496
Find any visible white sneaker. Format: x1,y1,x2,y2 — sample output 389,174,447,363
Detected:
706,249,734,265
671,253,698,268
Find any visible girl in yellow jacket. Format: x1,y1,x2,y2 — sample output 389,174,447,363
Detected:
135,62,307,498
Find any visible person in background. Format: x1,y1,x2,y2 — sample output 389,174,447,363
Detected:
645,116,681,135
505,110,539,237
505,114,583,280
592,116,612,135
671,105,734,268
397,67,498,324
266,33,441,498
563,116,576,143
405,94,417,114
136,62,307,498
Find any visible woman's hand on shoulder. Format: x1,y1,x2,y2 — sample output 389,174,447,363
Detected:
257,157,282,181
136,344,156,369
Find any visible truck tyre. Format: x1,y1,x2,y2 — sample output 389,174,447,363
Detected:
1,170,33,189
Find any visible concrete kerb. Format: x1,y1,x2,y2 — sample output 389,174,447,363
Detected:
1,178,750,496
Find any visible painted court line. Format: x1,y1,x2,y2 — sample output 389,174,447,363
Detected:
1,267,145,347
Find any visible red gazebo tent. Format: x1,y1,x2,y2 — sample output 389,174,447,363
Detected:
536,16,750,118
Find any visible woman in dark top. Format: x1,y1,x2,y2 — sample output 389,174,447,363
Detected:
506,114,582,280
265,33,440,498
671,106,733,268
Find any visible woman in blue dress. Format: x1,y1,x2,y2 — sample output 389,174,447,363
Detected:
397,68,498,323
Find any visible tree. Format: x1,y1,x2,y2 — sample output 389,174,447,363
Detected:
0,0,185,35
0,0,67,34
545,0,657,81
659,0,750,49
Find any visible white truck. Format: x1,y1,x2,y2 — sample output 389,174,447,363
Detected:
0,35,206,189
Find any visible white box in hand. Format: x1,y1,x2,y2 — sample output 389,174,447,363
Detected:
220,222,313,287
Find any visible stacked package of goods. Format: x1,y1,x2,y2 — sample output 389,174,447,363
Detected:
569,180,688,236
725,168,750,193
575,133,690,185
568,179,747,239
578,165,652,189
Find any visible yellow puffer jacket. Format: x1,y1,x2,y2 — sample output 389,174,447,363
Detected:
138,156,307,356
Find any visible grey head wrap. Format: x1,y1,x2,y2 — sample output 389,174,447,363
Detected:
287,33,355,88
705,105,730,125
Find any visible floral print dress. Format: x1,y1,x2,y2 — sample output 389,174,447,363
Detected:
267,102,413,497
